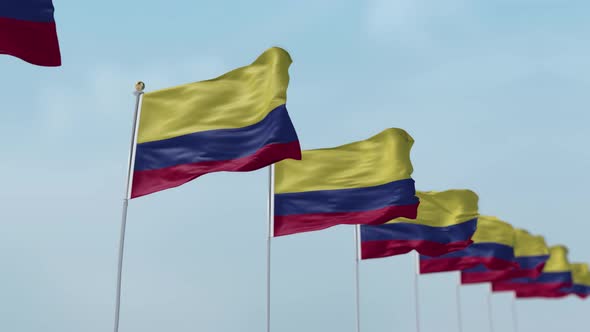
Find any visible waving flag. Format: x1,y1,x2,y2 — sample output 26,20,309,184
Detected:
274,128,419,236
461,229,549,284
131,47,301,198
559,263,590,299
420,216,517,274
360,189,478,259
493,245,572,296
0,0,61,66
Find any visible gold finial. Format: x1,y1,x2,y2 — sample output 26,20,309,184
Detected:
135,81,145,92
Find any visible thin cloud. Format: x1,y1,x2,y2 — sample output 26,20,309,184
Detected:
363,0,472,46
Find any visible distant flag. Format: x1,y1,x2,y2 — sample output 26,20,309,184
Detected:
273,128,419,236
0,0,61,66
461,229,549,284
360,189,478,259
420,216,518,274
131,47,301,198
558,263,590,299
492,245,572,297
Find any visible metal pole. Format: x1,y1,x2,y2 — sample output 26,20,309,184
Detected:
511,295,518,332
354,225,361,332
456,275,463,332
487,291,494,332
413,252,421,332
266,165,275,332
113,82,144,332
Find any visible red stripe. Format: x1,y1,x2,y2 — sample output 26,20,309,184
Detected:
492,280,571,293
512,263,546,280
492,282,520,292
273,204,418,237
131,141,301,198
420,256,518,274
0,17,60,66
461,270,515,284
515,284,573,298
362,239,473,260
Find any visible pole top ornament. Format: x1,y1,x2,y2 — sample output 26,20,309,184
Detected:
135,81,145,92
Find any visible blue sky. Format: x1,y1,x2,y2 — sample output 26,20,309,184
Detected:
1,0,590,331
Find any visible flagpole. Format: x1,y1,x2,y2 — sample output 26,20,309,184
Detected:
113,81,145,332
487,290,494,332
413,252,421,332
456,274,463,332
354,225,361,332
266,165,275,332
511,295,518,332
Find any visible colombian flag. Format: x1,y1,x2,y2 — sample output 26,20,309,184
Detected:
273,128,419,237
0,0,61,66
360,189,478,259
492,245,572,296
558,263,590,299
420,216,518,274
131,48,301,198
461,229,549,284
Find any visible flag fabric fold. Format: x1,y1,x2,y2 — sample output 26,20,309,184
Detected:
420,216,517,274
0,0,61,66
558,263,590,299
360,189,478,259
273,128,419,237
461,229,549,284
131,47,302,198
492,245,572,297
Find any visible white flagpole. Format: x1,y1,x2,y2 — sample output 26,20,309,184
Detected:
456,275,463,332
354,225,361,332
487,290,494,332
113,81,145,332
266,165,275,332
511,294,518,332
413,252,421,332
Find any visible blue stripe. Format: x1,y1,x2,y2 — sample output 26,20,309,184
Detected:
509,272,572,284
464,264,495,272
515,255,549,269
464,255,548,273
274,178,418,216
568,284,590,295
420,242,514,262
0,0,55,22
560,284,590,295
135,105,299,171
360,218,476,243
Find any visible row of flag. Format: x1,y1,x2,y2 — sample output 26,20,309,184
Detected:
5,2,585,330
366,198,588,299
3,0,585,298
130,47,589,300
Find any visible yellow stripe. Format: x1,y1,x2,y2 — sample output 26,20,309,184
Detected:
137,47,291,143
274,128,414,193
513,229,549,257
471,216,514,247
542,245,570,273
388,189,478,227
570,263,590,287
